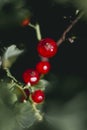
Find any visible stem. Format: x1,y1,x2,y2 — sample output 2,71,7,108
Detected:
35,23,42,41
32,103,43,121
57,12,84,46
40,56,49,62
4,68,22,87
5,68,18,82
29,23,42,41
29,23,36,29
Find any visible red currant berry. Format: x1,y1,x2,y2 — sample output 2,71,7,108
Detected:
37,38,58,58
24,88,30,99
36,61,51,74
31,90,45,103
21,18,30,26
22,69,40,85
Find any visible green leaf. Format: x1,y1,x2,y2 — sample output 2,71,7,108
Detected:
14,102,36,128
2,44,23,68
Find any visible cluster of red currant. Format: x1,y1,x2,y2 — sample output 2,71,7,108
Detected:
20,19,58,104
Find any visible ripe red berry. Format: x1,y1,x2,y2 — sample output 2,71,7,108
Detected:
21,18,30,26
22,69,40,85
37,38,58,58
36,61,51,74
31,90,45,103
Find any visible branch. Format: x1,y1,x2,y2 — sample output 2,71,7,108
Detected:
57,12,84,46
29,23,42,41
32,103,43,121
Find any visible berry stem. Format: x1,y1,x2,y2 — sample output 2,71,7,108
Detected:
35,23,42,41
29,23,36,29
4,68,23,88
5,68,18,82
40,56,49,62
32,103,43,121
29,23,42,41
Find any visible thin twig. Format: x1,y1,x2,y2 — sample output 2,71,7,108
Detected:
4,68,23,87
57,12,84,46
35,23,42,41
29,23,42,41
32,103,43,121
5,68,18,82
